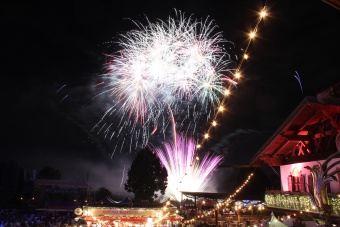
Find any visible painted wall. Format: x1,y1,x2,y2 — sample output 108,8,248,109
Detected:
280,158,340,193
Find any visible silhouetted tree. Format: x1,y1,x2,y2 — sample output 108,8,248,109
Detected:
37,166,61,180
94,187,114,203
125,147,167,202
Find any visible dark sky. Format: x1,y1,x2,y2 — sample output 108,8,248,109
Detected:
1,0,339,197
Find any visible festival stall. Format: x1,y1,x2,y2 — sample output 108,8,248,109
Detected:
75,206,183,227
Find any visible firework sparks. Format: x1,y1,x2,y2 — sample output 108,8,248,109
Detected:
56,84,66,94
106,11,231,122
120,165,126,188
294,70,303,95
58,95,69,105
95,10,235,152
153,134,224,201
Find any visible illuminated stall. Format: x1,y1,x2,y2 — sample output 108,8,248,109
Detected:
74,206,183,227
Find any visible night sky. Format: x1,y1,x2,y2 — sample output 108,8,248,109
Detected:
1,0,339,197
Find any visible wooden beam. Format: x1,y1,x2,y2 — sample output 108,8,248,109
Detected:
268,139,289,157
321,111,340,132
283,152,335,165
281,135,311,141
258,157,284,166
218,164,251,168
298,107,319,131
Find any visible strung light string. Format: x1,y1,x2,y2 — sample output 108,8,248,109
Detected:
183,172,255,223
163,6,268,204
219,172,254,205
196,6,268,152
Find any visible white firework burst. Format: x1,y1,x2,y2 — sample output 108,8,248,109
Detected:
95,10,234,152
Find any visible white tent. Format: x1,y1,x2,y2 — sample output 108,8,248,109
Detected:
262,212,288,227
281,215,320,227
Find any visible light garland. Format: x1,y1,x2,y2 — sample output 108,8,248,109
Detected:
195,6,268,152
184,172,255,222
265,193,340,216
165,4,269,206
163,172,255,222
180,192,340,225
253,194,340,226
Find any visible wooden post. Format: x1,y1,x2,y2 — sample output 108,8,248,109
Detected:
215,209,218,227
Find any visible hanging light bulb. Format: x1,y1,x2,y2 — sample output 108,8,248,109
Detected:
224,89,230,95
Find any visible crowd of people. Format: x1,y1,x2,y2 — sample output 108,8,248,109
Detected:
0,209,81,227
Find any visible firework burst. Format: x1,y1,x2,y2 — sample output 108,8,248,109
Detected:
153,134,224,201
94,10,234,152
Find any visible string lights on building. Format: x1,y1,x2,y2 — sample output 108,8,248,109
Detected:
264,193,340,215
183,173,255,222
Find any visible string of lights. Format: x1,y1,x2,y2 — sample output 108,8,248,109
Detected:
184,172,255,223
196,6,268,153
265,193,340,215
164,5,269,205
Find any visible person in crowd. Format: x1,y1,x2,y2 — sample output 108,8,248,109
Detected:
0,209,78,227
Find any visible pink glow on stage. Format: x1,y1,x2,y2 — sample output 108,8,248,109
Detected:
280,158,340,193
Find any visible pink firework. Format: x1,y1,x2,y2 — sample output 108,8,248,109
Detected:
153,134,224,201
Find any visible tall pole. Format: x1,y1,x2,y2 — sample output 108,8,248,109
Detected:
215,209,218,227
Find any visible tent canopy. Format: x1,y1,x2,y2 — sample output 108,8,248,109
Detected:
262,212,288,227
119,197,133,204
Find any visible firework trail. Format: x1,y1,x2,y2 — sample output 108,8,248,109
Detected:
55,84,68,105
153,134,224,201
94,10,235,152
56,84,66,94
58,95,69,105
120,165,126,187
294,70,303,95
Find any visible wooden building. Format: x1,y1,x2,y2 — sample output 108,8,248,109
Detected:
249,83,340,217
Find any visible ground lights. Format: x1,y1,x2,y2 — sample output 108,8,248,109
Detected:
163,172,256,223
185,172,255,222
81,207,182,226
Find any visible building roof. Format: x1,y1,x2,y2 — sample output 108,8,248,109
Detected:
35,179,88,188
250,84,340,167
180,191,229,200
263,212,288,227
322,0,340,10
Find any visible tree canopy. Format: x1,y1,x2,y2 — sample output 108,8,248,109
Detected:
125,147,168,202
95,187,114,202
